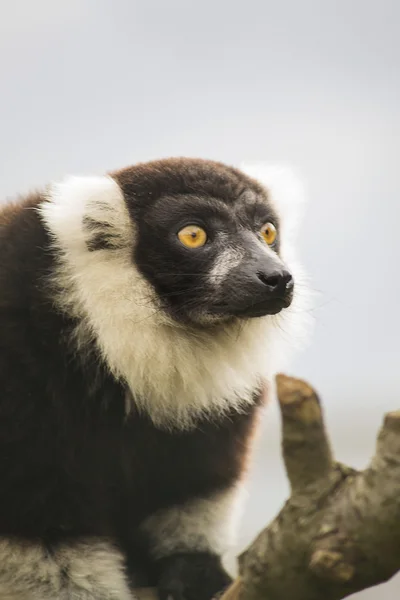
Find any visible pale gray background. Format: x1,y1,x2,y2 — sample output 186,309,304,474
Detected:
1,0,399,597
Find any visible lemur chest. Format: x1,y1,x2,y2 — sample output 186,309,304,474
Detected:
118,401,261,522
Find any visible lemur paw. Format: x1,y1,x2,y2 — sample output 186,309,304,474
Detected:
156,552,232,600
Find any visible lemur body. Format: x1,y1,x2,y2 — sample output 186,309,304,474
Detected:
0,158,309,599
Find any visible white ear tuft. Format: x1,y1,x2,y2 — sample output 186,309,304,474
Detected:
239,163,308,247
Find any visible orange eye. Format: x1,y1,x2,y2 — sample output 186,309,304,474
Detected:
261,222,277,246
177,225,207,249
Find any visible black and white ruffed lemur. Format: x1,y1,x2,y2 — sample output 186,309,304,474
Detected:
0,158,310,600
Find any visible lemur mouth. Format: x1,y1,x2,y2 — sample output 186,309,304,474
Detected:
208,293,293,320
234,297,292,319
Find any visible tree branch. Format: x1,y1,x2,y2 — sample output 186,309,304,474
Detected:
221,374,400,600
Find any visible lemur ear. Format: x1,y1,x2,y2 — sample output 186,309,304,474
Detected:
239,163,308,247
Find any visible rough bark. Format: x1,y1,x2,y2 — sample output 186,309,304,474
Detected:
136,374,400,600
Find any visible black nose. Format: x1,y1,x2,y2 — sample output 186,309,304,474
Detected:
256,270,294,295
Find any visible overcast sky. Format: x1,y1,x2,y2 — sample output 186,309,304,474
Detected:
1,1,399,597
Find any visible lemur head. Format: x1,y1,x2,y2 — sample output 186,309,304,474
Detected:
109,158,295,327
40,157,310,428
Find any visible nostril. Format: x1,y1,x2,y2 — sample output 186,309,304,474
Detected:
285,274,294,290
256,271,280,289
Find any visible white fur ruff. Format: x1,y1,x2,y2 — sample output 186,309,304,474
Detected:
0,537,133,600
140,484,247,560
39,165,312,430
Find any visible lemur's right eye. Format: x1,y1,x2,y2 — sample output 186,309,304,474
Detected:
177,225,207,249
260,222,277,246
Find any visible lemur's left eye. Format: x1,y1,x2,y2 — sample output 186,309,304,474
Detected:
177,225,207,249
261,222,277,246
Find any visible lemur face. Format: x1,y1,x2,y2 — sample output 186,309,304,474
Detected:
112,158,294,326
